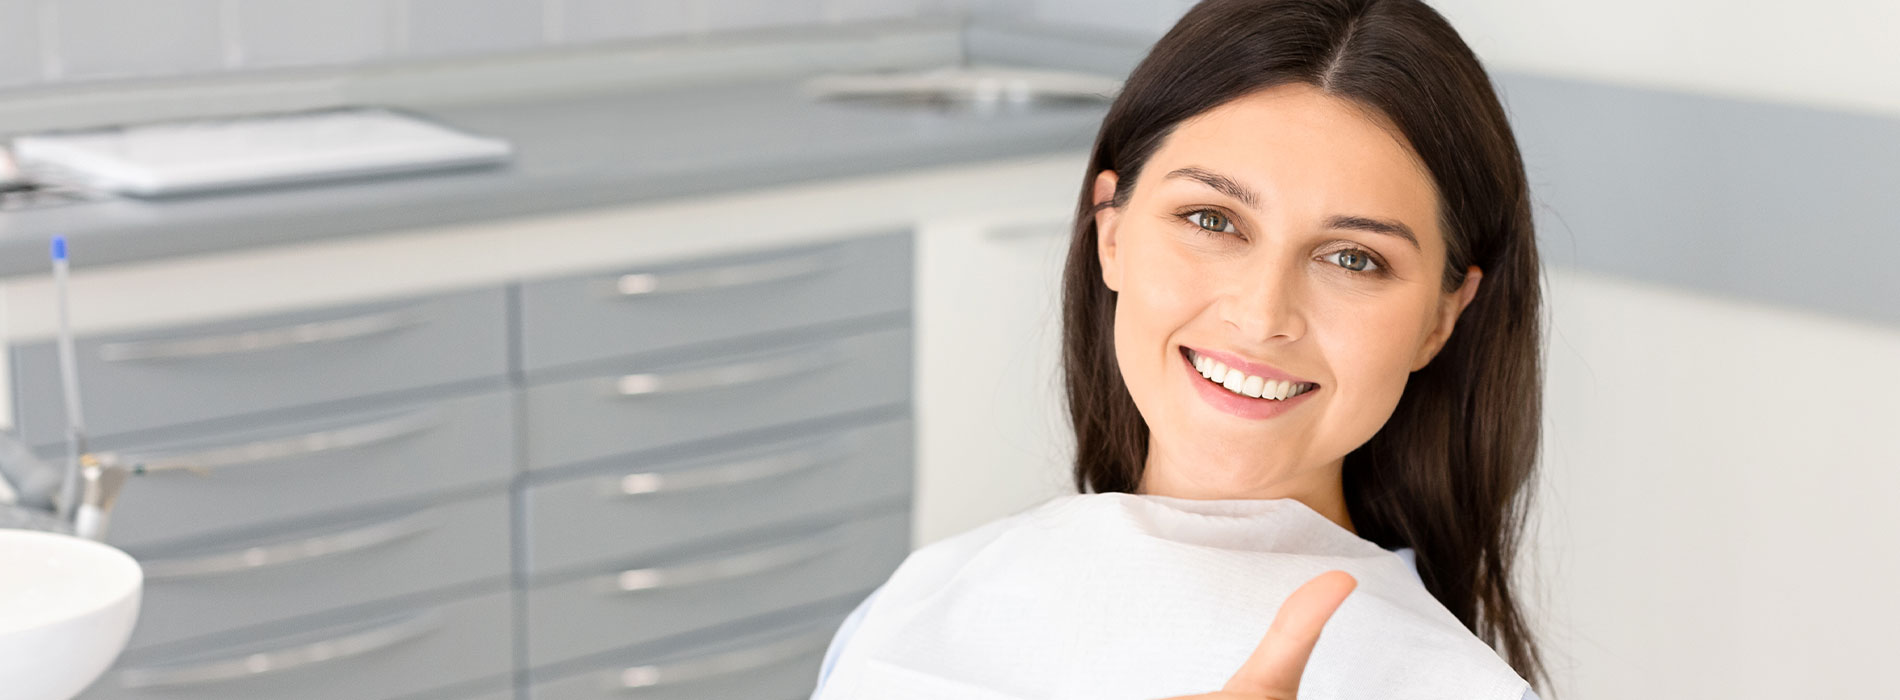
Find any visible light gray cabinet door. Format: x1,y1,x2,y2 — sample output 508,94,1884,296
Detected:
521,324,910,471
123,491,511,651
81,588,514,700
524,508,908,669
526,418,912,578
97,388,515,549
456,690,520,700
11,286,509,447
528,604,856,700
518,231,911,375
454,689,520,700
915,216,1077,546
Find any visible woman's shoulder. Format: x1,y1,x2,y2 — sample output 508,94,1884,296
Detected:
894,495,1084,578
809,500,1073,698
1392,545,1422,580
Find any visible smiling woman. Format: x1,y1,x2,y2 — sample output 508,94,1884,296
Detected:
813,1,1549,698
1091,81,1481,530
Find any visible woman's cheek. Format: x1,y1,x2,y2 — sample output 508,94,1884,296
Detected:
1139,241,1212,321
1321,305,1421,427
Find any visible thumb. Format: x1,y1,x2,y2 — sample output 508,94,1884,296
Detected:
1221,570,1358,699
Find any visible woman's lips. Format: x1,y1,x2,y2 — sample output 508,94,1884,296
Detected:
1179,347,1319,420
1179,345,1315,385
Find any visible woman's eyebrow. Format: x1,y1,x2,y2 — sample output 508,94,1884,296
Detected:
1166,167,1258,207
1164,166,1421,251
1328,215,1420,251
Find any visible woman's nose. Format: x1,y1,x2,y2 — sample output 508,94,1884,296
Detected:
1220,272,1306,343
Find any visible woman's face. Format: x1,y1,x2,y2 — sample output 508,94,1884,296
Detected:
1093,83,1482,528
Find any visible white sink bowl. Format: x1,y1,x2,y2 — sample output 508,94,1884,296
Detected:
0,529,142,700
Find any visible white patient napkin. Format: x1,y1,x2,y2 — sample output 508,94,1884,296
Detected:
817,492,1529,700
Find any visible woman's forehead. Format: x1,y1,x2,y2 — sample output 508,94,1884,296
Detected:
1141,84,1441,238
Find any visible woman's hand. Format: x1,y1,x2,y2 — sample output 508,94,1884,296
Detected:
1159,570,1358,700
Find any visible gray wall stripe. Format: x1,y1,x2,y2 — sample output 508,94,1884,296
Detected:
1500,72,1898,328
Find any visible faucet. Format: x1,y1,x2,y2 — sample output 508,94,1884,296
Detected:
0,236,132,542
0,433,128,540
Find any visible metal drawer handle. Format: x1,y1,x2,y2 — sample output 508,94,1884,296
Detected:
602,525,846,594
101,408,440,476
612,344,840,397
612,628,836,689
118,610,443,690
97,307,425,362
141,509,438,581
604,250,843,298
612,435,856,496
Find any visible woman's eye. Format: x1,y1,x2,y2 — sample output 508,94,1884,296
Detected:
1179,212,1383,276
1186,209,1237,235
1325,248,1382,274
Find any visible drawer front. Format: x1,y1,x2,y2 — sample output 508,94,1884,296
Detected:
457,691,519,700
522,324,910,471
124,491,511,651
527,419,912,577
457,690,519,700
12,286,509,446
518,230,911,375
528,611,847,700
526,508,908,669
82,588,514,700
99,389,515,549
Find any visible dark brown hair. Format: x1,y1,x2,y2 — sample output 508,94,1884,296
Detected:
1059,0,1550,694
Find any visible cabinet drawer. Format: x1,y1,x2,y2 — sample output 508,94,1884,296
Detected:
522,324,910,471
518,230,911,375
123,491,511,651
97,389,514,549
82,588,513,700
457,690,518,700
528,610,847,700
527,419,912,577
525,508,908,669
457,691,518,700
12,286,509,446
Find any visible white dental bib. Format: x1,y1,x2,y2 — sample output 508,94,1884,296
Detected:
816,492,1529,700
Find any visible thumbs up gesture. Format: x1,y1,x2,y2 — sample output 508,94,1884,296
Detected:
1160,570,1359,700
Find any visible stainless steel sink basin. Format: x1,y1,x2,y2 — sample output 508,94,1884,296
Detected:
802,67,1121,115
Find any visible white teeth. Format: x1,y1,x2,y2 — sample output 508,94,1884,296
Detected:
1187,350,1315,401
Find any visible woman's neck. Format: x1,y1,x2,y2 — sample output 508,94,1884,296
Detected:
1135,455,1357,535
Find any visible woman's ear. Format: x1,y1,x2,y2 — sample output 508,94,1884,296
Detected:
1412,266,1483,371
1094,169,1124,292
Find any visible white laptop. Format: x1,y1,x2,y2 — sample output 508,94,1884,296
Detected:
10,107,514,197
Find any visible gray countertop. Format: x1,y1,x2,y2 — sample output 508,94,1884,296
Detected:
0,74,1108,277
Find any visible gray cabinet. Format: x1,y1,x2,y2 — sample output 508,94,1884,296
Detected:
11,286,510,447
517,231,911,375
525,508,907,669
46,229,916,700
97,388,516,549
124,491,512,650
525,419,912,578
84,589,515,700
520,326,910,471
527,607,852,700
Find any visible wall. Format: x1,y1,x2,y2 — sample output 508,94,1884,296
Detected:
0,0,958,92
